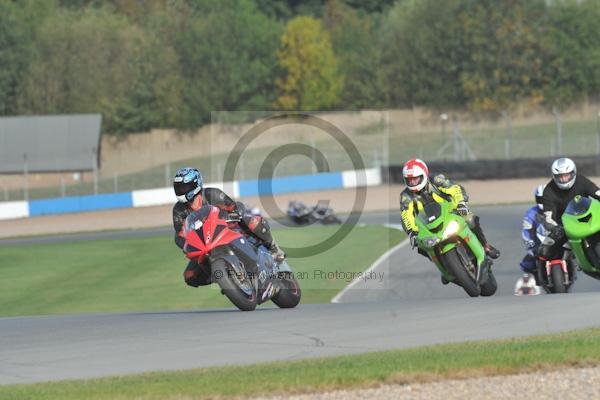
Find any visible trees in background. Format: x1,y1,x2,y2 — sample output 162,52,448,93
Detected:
1,0,600,134
275,16,342,110
0,1,52,115
541,0,600,110
380,0,600,114
170,0,281,128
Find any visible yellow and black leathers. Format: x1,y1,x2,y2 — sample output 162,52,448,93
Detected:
400,174,467,234
400,174,493,253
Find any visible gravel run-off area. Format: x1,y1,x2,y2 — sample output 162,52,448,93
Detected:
256,365,600,400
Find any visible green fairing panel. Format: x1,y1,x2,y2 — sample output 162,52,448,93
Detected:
562,196,600,273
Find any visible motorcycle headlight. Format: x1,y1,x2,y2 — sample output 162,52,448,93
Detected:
442,220,460,240
423,236,440,248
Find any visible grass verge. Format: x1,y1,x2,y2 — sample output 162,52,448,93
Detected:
2,328,600,399
0,225,403,316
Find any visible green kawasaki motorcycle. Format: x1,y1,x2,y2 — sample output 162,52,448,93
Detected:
561,195,600,282
415,201,497,297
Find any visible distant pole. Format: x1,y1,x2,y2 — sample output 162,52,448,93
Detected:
60,177,66,197
452,116,460,161
23,153,29,201
239,155,245,181
310,136,317,173
217,162,223,183
553,106,562,156
502,111,513,160
165,162,171,188
440,113,448,145
92,147,98,195
372,148,381,168
596,111,600,155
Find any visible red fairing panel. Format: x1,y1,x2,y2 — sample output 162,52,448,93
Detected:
184,206,243,262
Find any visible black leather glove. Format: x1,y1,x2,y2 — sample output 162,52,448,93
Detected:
456,202,469,216
227,211,242,221
234,201,246,216
409,232,418,249
550,225,565,240
227,201,246,221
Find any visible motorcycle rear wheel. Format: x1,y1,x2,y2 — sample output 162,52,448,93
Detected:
271,272,301,308
480,271,498,296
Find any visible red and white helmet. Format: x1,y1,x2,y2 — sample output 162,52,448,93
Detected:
402,158,429,192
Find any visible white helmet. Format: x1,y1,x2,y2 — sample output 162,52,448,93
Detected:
534,184,545,210
551,157,576,190
402,158,429,192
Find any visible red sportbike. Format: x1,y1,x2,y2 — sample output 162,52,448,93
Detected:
183,205,301,311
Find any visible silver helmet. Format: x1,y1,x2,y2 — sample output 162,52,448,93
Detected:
551,158,576,190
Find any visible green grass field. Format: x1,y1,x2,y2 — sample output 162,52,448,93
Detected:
0,225,403,317
2,328,599,399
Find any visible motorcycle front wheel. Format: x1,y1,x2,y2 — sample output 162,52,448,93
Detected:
212,259,257,311
550,263,569,294
440,247,480,297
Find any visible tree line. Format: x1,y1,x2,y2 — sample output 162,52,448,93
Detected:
1,0,600,135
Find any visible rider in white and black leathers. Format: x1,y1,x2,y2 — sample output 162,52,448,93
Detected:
539,158,600,263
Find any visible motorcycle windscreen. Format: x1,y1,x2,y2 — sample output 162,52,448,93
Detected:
565,196,591,216
183,206,215,234
418,202,442,225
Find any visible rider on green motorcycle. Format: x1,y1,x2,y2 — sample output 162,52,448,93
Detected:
399,159,500,277
539,157,600,264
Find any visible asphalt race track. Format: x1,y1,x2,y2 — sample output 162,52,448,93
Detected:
1,205,600,385
337,205,600,302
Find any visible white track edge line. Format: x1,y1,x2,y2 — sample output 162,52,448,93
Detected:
331,237,409,304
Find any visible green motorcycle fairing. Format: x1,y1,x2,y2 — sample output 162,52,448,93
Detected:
562,195,600,275
415,201,486,281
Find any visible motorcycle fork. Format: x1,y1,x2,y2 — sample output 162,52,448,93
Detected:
545,259,570,286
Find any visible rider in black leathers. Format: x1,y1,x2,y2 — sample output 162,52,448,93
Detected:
172,167,285,287
539,158,600,264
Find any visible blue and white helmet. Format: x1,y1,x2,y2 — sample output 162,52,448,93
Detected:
173,167,203,203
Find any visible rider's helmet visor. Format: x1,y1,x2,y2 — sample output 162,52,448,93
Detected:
555,172,574,184
406,176,423,188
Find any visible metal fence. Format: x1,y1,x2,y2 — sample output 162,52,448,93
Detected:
1,109,600,201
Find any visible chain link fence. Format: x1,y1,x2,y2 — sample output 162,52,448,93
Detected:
1,109,600,201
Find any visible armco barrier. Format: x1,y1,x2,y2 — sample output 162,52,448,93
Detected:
0,201,29,220
382,156,600,183
28,193,134,217
0,168,381,220
238,172,343,197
